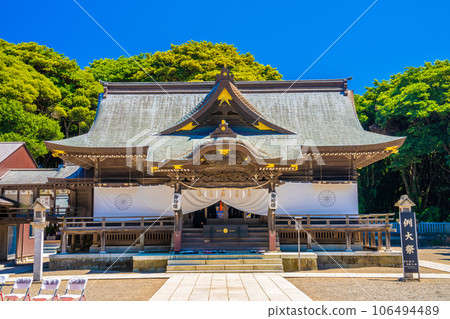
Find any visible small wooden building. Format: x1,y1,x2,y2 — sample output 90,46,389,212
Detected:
0,142,38,261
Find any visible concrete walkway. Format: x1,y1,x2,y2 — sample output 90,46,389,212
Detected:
149,273,312,301
282,273,450,279
419,260,450,273
3,272,170,282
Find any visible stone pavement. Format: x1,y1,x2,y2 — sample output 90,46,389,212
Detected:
419,260,450,273
149,273,312,301
282,273,450,279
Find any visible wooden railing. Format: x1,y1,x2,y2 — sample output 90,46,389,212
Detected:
276,213,395,251
62,216,174,232
59,216,175,253
0,207,85,224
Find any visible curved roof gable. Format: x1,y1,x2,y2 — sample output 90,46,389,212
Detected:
159,67,294,135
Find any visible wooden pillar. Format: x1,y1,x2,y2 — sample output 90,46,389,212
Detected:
377,231,383,250
94,157,99,181
345,231,352,252
370,231,376,247
173,184,182,253
267,182,277,252
139,233,145,252
268,209,276,251
364,231,369,246
61,232,67,254
100,232,106,254
70,234,76,251
385,230,391,251
223,203,229,222
307,232,313,251
174,211,182,252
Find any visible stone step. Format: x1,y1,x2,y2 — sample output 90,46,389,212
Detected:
182,231,269,236
182,240,270,243
166,263,284,272
169,254,277,260
181,246,269,251
166,269,284,273
168,258,283,265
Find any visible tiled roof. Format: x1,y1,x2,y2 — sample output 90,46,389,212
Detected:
0,142,24,163
0,166,81,185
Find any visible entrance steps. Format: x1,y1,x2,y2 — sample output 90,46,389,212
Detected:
181,226,279,251
166,254,284,273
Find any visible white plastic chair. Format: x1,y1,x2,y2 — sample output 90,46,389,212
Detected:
0,274,8,301
4,277,32,301
31,278,61,301
59,277,88,301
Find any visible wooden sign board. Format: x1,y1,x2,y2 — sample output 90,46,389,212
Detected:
399,211,420,281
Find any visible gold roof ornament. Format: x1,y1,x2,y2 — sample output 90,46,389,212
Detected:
217,88,233,106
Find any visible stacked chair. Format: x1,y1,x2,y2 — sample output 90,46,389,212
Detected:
0,276,88,301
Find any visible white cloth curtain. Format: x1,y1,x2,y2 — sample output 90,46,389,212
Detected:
276,182,358,216
181,189,268,215
94,186,269,217
94,186,173,217
93,182,358,218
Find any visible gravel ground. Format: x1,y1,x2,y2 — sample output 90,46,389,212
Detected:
1,278,166,301
396,247,450,265
8,269,141,278
300,266,447,274
287,278,450,301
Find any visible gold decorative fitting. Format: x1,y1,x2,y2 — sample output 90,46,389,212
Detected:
384,146,399,154
177,122,197,131
217,149,229,155
51,150,66,157
173,165,183,170
253,121,275,131
217,88,232,106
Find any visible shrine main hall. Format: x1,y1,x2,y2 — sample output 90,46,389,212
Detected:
0,68,405,271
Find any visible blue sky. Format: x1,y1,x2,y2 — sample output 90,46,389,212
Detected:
1,0,449,94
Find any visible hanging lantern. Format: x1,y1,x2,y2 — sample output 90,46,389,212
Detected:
221,189,225,197
197,189,202,196
209,190,213,197
248,189,251,196
235,189,239,197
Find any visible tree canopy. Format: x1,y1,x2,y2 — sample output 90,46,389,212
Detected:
0,39,102,163
87,41,282,82
356,60,450,221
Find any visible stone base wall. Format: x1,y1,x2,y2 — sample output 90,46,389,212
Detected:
133,256,168,273
282,255,318,272
316,252,402,269
49,253,134,272
49,251,403,272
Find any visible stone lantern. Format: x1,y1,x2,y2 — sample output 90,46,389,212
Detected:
30,198,50,281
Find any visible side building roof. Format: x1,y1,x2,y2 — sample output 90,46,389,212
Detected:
0,165,81,186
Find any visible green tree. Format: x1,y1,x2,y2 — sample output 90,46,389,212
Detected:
356,60,450,221
87,41,282,82
0,39,103,163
